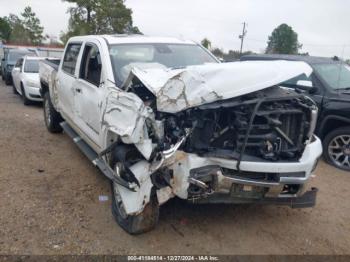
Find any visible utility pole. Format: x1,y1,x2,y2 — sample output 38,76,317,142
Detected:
239,22,247,56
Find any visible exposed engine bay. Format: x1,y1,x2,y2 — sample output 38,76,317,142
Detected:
130,81,316,165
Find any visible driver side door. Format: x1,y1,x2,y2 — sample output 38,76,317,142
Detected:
74,41,104,149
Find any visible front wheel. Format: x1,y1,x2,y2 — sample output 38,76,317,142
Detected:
21,84,31,105
111,182,159,235
323,126,350,171
110,148,159,234
12,83,18,94
43,92,63,133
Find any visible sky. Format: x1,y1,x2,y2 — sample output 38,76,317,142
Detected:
1,0,350,58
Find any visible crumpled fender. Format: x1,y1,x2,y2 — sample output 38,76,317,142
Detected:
101,87,155,160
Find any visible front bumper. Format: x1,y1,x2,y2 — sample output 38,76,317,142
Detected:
170,136,322,207
24,85,43,101
190,187,318,208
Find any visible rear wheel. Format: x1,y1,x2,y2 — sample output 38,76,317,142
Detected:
43,92,63,133
5,74,11,85
323,126,350,171
110,146,159,234
12,83,18,94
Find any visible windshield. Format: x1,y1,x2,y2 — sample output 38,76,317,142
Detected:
109,43,218,84
313,63,350,90
24,60,39,73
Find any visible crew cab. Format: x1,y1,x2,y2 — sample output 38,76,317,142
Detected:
40,35,322,234
241,54,350,171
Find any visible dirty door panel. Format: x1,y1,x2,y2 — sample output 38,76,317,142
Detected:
57,43,82,120
74,42,104,145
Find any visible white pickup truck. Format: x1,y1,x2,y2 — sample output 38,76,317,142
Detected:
39,35,322,234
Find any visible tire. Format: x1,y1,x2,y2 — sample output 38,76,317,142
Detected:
323,126,350,171
21,84,31,105
110,147,159,234
5,74,11,85
43,92,63,133
13,83,18,94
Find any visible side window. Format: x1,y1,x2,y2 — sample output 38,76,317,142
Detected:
79,44,102,86
15,59,23,72
62,43,82,75
15,59,22,68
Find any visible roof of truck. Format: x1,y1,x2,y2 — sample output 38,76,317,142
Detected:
69,34,196,45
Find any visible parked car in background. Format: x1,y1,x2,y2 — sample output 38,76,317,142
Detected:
1,48,37,85
12,56,43,105
39,35,322,234
241,54,350,171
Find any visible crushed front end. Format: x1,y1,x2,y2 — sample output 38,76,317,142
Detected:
110,61,322,215
149,86,321,207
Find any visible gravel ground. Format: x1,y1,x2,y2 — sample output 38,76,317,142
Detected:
0,81,349,255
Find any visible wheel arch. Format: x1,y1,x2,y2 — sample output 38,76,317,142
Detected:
40,80,49,97
318,115,350,139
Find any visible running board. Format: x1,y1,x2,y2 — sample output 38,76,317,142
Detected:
60,122,136,191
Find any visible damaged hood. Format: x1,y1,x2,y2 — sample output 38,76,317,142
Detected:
123,60,313,113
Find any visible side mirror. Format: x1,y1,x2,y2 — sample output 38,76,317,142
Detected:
1,58,4,62
296,80,313,87
296,80,318,94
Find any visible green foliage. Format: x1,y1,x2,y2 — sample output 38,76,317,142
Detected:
6,14,31,45
21,6,45,45
211,47,224,58
61,0,141,44
1,7,44,45
201,38,212,49
223,50,253,61
210,47,253,62
266,24,302,54
0,17,11,42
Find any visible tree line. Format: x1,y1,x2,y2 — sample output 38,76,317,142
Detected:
0,6,45,45
0,3,348,63
0,0,140,46
202,24,306,61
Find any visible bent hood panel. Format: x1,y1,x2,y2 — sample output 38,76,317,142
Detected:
124,60,313,113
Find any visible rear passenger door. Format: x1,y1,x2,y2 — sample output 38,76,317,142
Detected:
74,41,104,147
57,42,82,122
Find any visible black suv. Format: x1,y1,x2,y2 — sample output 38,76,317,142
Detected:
241,54,350,171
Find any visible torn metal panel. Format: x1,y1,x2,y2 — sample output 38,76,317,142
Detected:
101,87,153,145
123,60,313,113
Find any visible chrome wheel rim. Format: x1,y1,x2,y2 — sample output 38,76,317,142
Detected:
113,163,128,219
328,135,350,169
44,98,51,126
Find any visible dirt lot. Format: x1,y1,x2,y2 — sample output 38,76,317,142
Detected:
0,80,349,255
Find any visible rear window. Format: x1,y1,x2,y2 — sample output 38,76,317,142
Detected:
8,52,35,62
62,43,82,75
